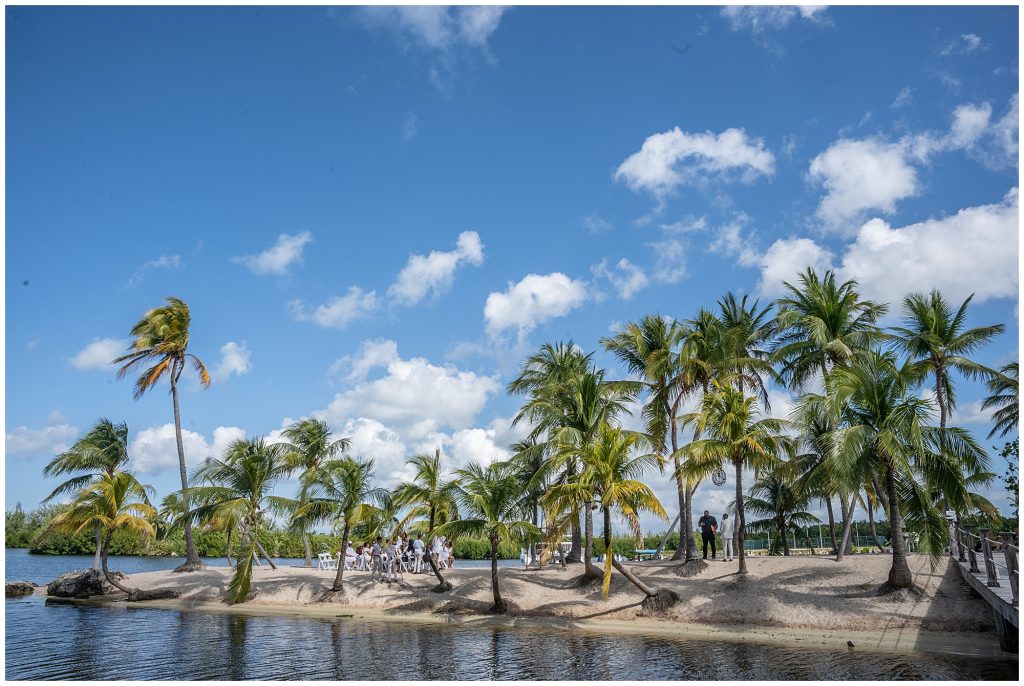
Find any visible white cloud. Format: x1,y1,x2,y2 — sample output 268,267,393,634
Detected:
128,424,245,474
335,338,401,382
289,287,378,329
708,213,760,267
352,6,506,55
615,127,775,200
212,341,252,382
6,423,78,458
940,33,985,57
754,238,835,297
484,272,588,337
592,258,650,300
947,102,992,149
583,214,613,234
648,238,688,285
891,86,913,109
400,111,418,142
388,231,484,306
720,6,828,33
127,254,182,287
71,338,126,371
234,231,313,277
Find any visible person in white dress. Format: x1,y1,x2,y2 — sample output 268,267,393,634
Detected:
344,542,357,569
719,513,735,562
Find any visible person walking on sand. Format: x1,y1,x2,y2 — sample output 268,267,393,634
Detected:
719,513,734,562
698,510,718,560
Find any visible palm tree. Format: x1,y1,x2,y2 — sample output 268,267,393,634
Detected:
891,291,1004,430
185,437,291,603
435,461,540,613
114,296,210,572
716,292,778,404
601,316,689,560
42,418,130,569
983,361,1019,438
742,469,820,556
827,350,988,589
280,418,351,567
295,457,385,595
392,449,460,592
508,437,546,566
679,382,795,574
39,471,173,601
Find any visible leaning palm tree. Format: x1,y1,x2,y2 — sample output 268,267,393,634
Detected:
294,457,385,595
392,449,460,592
39,470,175,601
435,461,540,613
827,350,988,589
42,418,130,569
742,469,820,556
983,361,1019,439
280,418,351,567
114,297,210,572
184,437,292,603
679,382,795,574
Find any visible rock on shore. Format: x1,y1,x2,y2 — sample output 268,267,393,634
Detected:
6,581,38,597
46,569,126,598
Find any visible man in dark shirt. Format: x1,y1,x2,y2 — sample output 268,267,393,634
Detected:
698,510,718,560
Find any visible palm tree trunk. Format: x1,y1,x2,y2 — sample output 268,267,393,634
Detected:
884,463,913,588
226,528,234,567
601,506,614,600
254,539,277,570
170,373,204,571
489,532,505,612
100,530,135,595
684,484,699,561
425,506,451,592
780,519,790,556
332,524,350,592
666,409,686,562
611,558,657,597
583,504,601,578
735,459,747,575
302,534,312,568
836,494,856,562
824,497,839,555
92,524,102,570
867,501,885,552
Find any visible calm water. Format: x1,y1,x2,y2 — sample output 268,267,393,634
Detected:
4,550,1018,681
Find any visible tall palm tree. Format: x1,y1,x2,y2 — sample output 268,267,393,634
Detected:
679,382,795,574
114,296,210,572
742,469,820,556
42,418,130,569
891,290,1004,430
827,350,988,588
716,292,778,404
435,461,540,613
601,315,689,560
295,457,384,595
508,437,546,566
982,361,1019,438
185,437,292,603
280,418,351,567
39,470,171,601
392,449,460,592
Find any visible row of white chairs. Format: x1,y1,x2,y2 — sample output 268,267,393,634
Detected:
316,551,449,573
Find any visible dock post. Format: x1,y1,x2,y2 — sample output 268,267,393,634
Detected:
966,526,980,573
994,611,1019,653
980,529,1000,587
1000,532,1018,606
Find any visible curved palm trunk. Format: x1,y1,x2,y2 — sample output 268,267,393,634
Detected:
170,374,204,572
302,534,313,568
601,507,614,600
611,558,658,596
489,531,505,612
331,524,351,592
735,459,747,575
425,507,452,592
867,502,885,552
226,528,234,567
883,463,913,588
824,497,839,555
100,530,135,595
583,505,601,579
92,524,102,570
836,494,856,562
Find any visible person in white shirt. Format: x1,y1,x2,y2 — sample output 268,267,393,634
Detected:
444,541,454,569
385,539,400,582
431,535,445,568
371,537,384,581
719,513,735,562
413,534,425,573
344,542,357,569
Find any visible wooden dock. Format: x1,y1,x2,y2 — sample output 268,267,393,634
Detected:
950,525,1018,653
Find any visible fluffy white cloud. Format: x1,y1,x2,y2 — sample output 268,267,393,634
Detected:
941,33,985,56
720,5,828,33
615,127,775,199
948,102,992,149
127,254,182,287
388,231,484,306
70,338,126,371
484,272,588,337
234,231,312,277
353,6,506,52
335,338,401,382
128,424,246,474
212,341,252,382
6,423,78,457
316,342,500,441
754,238,835,297
289,287,378,329
592,258,650,300
808,138,919,229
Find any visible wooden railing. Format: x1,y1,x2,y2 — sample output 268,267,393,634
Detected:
951,523,1018,607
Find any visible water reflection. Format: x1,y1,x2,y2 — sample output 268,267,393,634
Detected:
4,596,1017,681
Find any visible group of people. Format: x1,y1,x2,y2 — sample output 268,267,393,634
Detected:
335,533,455,583
697,509,736,562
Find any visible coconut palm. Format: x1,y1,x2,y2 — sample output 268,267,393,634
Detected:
826,350,988,589
392,449,460,592
435,461,540,613
114,297,210,572
742,469,820,556
184,437,292,603
601,315,690,560
41,418,130,569
39,470,170,601
983,361,1019,438
508,437,546,566
294,457,385,595
716,292,778,404
280,418,351,567
679,382,795,574
890,291,1004,430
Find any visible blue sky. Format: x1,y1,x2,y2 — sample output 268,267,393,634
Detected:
5,5,1019,531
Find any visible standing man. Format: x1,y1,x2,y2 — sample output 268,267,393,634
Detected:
413,533,425,573
371,536,384,581
697,510,718,560
719,513,734,562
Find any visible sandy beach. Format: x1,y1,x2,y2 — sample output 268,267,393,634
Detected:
60,553,1008,656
